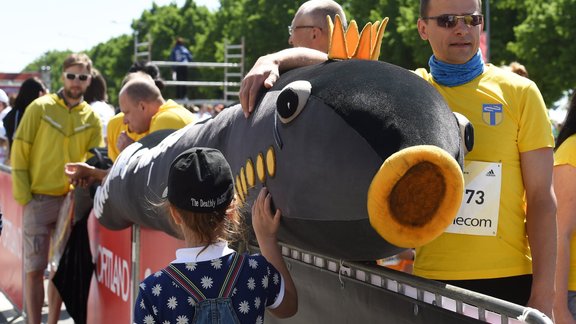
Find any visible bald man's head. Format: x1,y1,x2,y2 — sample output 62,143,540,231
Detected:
120,78,162,103
289,0,347,53
119,78,164,134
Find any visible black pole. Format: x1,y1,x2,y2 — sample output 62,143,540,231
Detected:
485,0,491,62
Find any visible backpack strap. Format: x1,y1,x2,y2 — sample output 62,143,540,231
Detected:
162,264,207,303
218,253,245,298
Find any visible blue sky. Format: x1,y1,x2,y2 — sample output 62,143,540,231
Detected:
0,0,219,73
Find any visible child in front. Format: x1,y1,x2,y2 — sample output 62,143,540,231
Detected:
133,147,297,324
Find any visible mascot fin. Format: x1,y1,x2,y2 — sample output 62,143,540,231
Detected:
328,14,389,60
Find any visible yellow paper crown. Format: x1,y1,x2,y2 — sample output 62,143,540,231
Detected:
327,15,389,60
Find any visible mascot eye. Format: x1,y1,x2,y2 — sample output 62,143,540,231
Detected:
453,112,474,155
276,80,312,123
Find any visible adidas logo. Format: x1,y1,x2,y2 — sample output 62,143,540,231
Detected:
486,169,496,177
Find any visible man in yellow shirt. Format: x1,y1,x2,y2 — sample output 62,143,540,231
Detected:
411,0,555,317
237,0,556,318
66,74,195,186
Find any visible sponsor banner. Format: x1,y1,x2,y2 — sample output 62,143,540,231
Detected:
0,170,24,311
87,213,132,324
138,227,185,281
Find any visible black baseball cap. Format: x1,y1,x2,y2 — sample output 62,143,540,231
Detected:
167,147,234,212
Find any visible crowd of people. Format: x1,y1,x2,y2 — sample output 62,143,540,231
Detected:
1,0,575,323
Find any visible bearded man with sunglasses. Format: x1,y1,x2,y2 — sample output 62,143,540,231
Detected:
412,0,556,318
11,53,103,324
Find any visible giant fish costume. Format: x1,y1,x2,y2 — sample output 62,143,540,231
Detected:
94,17,469,261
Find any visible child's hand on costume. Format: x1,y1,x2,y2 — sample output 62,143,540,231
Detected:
252,187,298,318
252,187,281,244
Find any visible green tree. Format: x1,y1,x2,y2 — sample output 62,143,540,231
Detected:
218,0,298,68
343,0,429,69
88,35,134,105
20,0,574,106
508,0,576,105
23,50,72,93
483,0,527,66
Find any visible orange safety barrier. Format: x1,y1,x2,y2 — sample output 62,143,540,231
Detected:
87,214,185,323
0,168,24,312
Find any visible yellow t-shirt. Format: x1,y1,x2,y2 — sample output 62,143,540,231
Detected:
107,100,195,161
413,65,554,280
554,134,576,290
106,113,145,162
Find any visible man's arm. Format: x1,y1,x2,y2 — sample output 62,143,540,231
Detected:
239,47,328,118
186,48,193,61
553,164,576,323
65,162,109,188
521,147,556,319
10,105,42,205
10,139,33,205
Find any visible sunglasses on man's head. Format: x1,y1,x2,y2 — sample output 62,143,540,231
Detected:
422,14,483,28
63,72,91,81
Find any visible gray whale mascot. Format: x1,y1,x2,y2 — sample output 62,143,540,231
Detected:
94,17,471,261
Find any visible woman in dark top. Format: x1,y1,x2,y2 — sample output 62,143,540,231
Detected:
4,77,47,148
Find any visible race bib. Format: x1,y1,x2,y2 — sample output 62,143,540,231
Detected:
445,161,502,236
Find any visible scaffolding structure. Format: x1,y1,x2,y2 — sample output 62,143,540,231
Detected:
134,33,244,105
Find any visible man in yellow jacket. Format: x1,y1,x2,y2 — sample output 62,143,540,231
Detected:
11,53,103,324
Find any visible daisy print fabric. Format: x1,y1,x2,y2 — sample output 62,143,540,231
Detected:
134,252,283,324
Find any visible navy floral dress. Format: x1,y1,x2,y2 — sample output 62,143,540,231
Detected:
134,242,284,324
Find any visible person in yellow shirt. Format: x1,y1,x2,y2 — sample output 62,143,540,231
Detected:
411,1,555,318
237,0,556,318
553,91,576,323
65,73,195,186
106,113,145,162
11,53,103,324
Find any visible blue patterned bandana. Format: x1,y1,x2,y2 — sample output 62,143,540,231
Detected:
429,49,485,87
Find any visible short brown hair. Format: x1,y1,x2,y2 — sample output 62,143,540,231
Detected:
508,61,529,78
62,53,92,73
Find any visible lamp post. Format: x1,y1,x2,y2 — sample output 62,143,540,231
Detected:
485,0,491,62
40,65,51,93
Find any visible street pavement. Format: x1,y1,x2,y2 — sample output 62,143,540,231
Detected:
0,279,73,324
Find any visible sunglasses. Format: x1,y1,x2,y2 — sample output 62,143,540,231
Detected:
422,14,483,28
288,25,321,36
63,72,91,81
